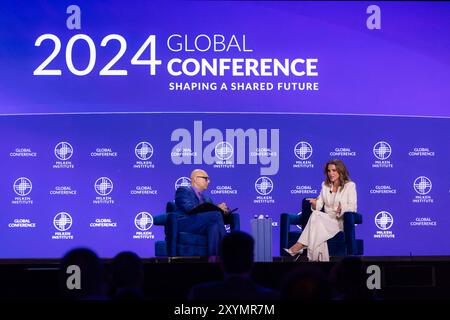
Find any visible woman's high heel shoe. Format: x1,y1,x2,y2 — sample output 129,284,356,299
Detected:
283,247,304,256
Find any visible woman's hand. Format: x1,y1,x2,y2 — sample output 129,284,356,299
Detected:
307,197,318,210
336,202,342,215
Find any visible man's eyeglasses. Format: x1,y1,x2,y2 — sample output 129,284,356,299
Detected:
196,176,210,182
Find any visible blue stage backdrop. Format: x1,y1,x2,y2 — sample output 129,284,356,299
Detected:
0,1,449,258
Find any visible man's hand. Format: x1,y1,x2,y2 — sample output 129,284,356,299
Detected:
217,202,229,214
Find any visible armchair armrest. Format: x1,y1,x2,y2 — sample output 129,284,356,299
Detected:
166,213,178,257
343,211,362,255
281,213,302,227
353,212,363,225
153,214,167,226
228,213,240,231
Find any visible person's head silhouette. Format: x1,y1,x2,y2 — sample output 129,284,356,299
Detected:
281,265,331,300
110,251,144,300
219,231,254,276
330,256,372,300
60,247,105,300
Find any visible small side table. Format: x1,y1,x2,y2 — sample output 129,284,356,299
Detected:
251,217,273,262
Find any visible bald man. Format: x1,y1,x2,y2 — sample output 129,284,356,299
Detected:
174,169,230,258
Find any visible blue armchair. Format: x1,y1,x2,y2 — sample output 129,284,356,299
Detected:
154,202,240,257
280,198,363,257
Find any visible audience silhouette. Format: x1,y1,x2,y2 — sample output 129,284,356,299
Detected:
188,231,279,300
109,251,145,300
55,247,379,302
59,247,107,300
329,256,376,300
281,265,331,300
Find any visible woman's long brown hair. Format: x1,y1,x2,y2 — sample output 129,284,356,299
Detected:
324,159,351,189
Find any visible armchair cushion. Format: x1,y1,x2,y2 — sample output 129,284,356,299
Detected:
178,232,207,246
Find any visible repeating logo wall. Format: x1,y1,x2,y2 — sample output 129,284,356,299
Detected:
1,114,447,258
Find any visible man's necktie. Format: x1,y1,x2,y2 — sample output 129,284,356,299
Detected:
198,192,205,204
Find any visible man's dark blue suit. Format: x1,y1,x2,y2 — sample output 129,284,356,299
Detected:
174,186,226,256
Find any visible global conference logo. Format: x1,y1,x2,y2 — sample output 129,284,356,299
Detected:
408,147,435,157
134,212,154,231
175,177,191,190
133,142,155,169
94,177,114,196
8,218,36,229
90,147,118,158
89,218,117,228
254,177,275,204
215,142,233,160
369,185,397,195
413,176,432,195
373,141,391,160
54,142,73,160
133,212,155,240
375,211,394,230
372,141,393,168
53,212,73,231
13,177,32,196
255,177,274,195
10,147,37,158
52,212,74,240
412,176,433,203
135,142,154,160
130,185,158,196
293,141,314,169
290,185,318,196
374,211,395,239
329,147,356,157
53,142,74,169
214,141,234,169
294,141,313,160
211,185,238,195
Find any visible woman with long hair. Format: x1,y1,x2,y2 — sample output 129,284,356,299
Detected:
284,159,357,261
